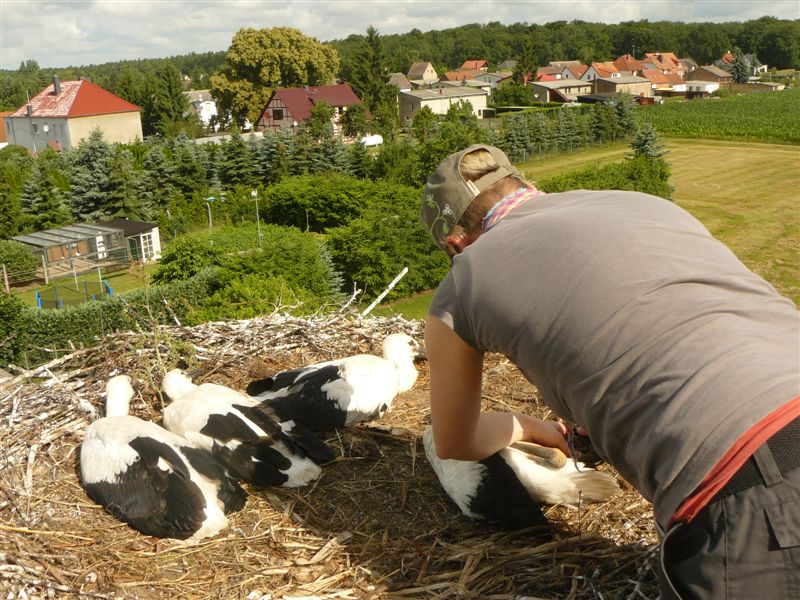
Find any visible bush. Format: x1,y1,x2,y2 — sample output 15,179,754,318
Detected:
0,293,27,366
151,234,224,284
538,156,672,199
187,274,319,322
8,269,221,368
326,187,450,300
262,174,375,232
216,225,344,302
0,240,40,274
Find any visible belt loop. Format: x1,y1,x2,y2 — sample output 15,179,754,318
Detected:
753,444,783,487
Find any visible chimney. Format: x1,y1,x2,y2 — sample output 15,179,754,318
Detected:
53,75,61,95
26,104,33,117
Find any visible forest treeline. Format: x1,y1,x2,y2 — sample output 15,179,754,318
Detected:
2,16,798,115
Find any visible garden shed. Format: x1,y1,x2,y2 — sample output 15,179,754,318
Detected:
102,218,162,262
12,222,126,267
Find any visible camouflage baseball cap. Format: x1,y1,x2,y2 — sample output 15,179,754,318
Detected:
420,144,521,250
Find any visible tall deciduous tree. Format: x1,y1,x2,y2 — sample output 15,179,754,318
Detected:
210,27,340,127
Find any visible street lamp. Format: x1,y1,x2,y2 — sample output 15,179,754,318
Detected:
205,196,214,230
251,189,262,248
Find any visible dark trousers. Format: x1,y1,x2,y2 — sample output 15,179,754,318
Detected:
659,441,800,600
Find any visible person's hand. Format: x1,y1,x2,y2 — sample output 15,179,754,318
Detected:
519,416,570,457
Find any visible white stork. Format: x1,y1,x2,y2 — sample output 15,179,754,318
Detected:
246,333,422,431
80,375,247,541
423,427,620,530
162,369,334,488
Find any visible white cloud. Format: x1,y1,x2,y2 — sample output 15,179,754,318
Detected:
1,0,797,68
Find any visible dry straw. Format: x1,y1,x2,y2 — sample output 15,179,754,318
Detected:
0,310,659,599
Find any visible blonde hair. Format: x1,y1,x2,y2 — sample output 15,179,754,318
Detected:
451,149,528,236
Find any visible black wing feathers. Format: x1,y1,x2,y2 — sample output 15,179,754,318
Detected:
181,445,247,514
84,436,206,540
258,364,348,431
471,453,551,533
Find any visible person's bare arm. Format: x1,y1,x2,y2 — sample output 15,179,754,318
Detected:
426,315,570,460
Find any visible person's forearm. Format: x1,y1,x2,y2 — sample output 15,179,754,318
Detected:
435,411,570,461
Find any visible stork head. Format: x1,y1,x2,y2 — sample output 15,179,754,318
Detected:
382,333,423,392
162,368,197,401
105,375,134,417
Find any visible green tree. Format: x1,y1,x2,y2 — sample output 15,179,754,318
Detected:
305,100,336,140
730,47,750,84
513,39,537,84
628,122,667,160
210,27,340,126
341,103,368,138
105,146,146,219
348,142,373,179
348,26,392,112
20,158,70,231
411,106,438,142
151,235,223,284
219,130,255,186
151,62,192,136
68,129,112,220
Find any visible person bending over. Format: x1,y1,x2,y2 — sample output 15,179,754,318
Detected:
420,143,800,600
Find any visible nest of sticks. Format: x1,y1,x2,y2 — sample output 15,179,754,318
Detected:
0,308,660,599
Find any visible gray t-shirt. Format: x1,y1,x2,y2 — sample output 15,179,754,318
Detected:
429,189,800,527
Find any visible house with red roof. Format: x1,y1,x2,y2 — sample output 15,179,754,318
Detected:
5,76,142,152
460,60,489,72
255,84,362,134
580,62,620,81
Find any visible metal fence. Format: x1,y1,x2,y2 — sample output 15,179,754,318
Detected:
36,280,113,309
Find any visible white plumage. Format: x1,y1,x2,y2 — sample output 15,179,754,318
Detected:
80,375,246,541
246,333,422,431
162,369,334,488
423,427,620,530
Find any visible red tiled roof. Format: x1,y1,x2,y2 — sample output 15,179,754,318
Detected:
10,80,140,118
614,54,644,72
566,64,589,78
441,69,483,81
642,70,669,84
721,51,735,64
270,84,361,123
537,73,558,82
591,62,619,78
460,60,488,70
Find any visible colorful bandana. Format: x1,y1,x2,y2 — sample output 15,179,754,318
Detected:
482,187,546,232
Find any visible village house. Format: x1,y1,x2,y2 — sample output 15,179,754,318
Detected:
184,90,218,130
397,87,489,122
560,64,589,79
594,75,653,99
685,65,732,83
387,73,412,92
715,51,768,76
581,62,620,81
0,111,12,150
536,66,562,81
5,76,142,152
439,69,485,82
613,54,645,76
473,71,515,92
460,60,489,72
529,79,593,103
255,84,362,134
407,62,439,84
642,52,683,75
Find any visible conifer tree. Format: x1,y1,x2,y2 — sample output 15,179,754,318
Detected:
219,130,254,186
20,159,70,230
730,46,751,84
105,146,146,219
140,144,176,211
628,122,667,160
68,129,112,220
170,133,207,197
348,141,373,179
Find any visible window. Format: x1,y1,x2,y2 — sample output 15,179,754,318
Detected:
273,108,284,121
32,123,38,133
141,233,154,260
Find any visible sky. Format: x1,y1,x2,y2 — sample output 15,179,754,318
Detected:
2,0,798,69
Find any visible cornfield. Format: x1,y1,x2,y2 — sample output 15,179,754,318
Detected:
637,88,800,143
